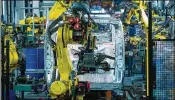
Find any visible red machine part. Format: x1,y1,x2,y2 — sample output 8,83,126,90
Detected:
74,23,81,30
68,17,75,23
67,17,81,30
67,16,86,42
87,81,90,90
74,17,80,23
78,81,91,93
68,17,80,23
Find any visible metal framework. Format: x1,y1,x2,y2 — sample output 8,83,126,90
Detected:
153,39,175,100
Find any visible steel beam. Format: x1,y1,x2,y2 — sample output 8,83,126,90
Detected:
90,83,122,90
147,1,153,99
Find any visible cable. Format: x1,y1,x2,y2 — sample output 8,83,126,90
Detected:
85,35,90,52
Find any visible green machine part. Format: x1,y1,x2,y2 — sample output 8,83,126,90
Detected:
14,85,32,91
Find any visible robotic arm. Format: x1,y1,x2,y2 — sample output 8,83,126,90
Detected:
1,23,19,72
125,0,148,28
47,1,94,99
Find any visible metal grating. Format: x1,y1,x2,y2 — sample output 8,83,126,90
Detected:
153,40,175,100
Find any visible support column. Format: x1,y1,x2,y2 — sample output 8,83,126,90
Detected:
2,1,7,22
0,0,2,98
33,1,40,17
16,1,25,23
42,1,55,17
147,1,153,99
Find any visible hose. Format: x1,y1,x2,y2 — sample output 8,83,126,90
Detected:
85,35,90,52
46,17,63,47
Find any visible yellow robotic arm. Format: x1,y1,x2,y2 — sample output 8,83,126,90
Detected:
139,1,148,28
48,1,73,97
125,8,138,24
48,1,92,99
50,18,74,97
125,0,148,27
2,26,19,72
49,1,73,20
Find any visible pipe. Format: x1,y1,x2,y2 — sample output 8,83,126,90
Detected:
9,0,12,23
47,16,62,31
1,38,4,100
1,0,3,20
21,91,24,100
50,21,64,34
46,17,63,46
6,0,8,22
85,35,90,52
6,40,10,100
13,0,16,32
105,54,115,60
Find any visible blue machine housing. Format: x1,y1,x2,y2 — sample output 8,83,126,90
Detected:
23,48,44,79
